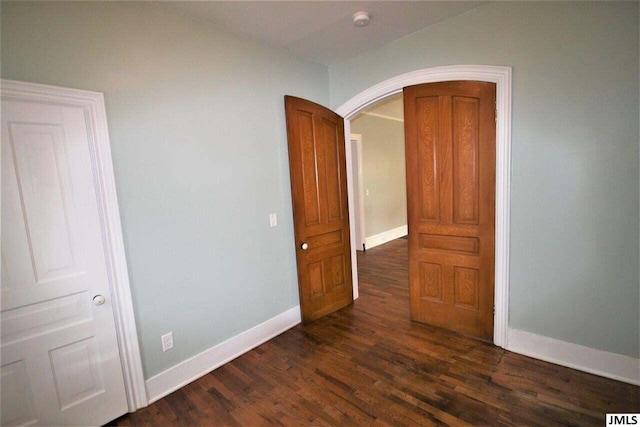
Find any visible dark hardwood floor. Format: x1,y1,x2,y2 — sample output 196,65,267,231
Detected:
110,238,639,426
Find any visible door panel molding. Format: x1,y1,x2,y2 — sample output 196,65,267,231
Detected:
0,79,148,410
335,65,511,348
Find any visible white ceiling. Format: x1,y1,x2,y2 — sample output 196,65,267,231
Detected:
157,1,488,65
355,93,404,122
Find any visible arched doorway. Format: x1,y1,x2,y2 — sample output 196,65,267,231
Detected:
336,65,512,347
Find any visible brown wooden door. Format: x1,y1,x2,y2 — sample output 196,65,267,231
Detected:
284,96,353,323
404,81,496,341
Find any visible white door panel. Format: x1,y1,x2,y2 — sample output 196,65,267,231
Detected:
1,97,128,426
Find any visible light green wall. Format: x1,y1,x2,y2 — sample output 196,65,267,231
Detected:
2,0,638,376
351,114,407,238
1,1,329,378
331,2,640,358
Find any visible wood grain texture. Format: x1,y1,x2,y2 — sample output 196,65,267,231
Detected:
109,239,639,427
452,96,480,225
284,96,353,323
404,81,495,340
415,96,440,223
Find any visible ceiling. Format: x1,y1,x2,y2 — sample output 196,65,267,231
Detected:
157,1,488,65
355,93,404,122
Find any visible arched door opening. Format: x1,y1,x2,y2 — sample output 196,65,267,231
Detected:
336,65,512,347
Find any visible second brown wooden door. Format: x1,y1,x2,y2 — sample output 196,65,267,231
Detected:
404,81,496,341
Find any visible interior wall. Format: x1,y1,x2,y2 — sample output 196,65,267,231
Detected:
350,114,407,239
1,1,329,378
330,1,640,358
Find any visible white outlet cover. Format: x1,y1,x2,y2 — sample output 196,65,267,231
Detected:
269,213,278,227
161,332,174,352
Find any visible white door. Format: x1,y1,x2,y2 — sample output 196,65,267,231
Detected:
1,92,128,425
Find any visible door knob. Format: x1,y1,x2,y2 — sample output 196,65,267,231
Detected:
93,295,106,306
301,243,309,250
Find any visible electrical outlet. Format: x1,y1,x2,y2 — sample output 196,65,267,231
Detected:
161,332,174,352
269,213,278,227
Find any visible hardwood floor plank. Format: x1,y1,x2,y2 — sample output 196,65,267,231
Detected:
108,238,639,426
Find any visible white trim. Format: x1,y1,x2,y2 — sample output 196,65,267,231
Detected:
350,134,366,251
343,120,359,300
507,328,640,386
0,79,148,410
336,65,512,348
365,225,408,250
145,306,302,404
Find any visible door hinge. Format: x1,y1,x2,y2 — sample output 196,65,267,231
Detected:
495,109,498,123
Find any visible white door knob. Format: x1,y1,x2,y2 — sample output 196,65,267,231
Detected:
93,295,106,306
301,243,309,250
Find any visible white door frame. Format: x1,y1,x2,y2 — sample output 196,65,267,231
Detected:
0,79,148,410
336,65,512,347
349,134,366,251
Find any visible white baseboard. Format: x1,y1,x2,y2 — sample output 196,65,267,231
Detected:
145,306,302,403
507,328,639,386
365,225,408,250
144,308,638,406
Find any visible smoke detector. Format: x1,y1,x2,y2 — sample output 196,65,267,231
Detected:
352,11,371,28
